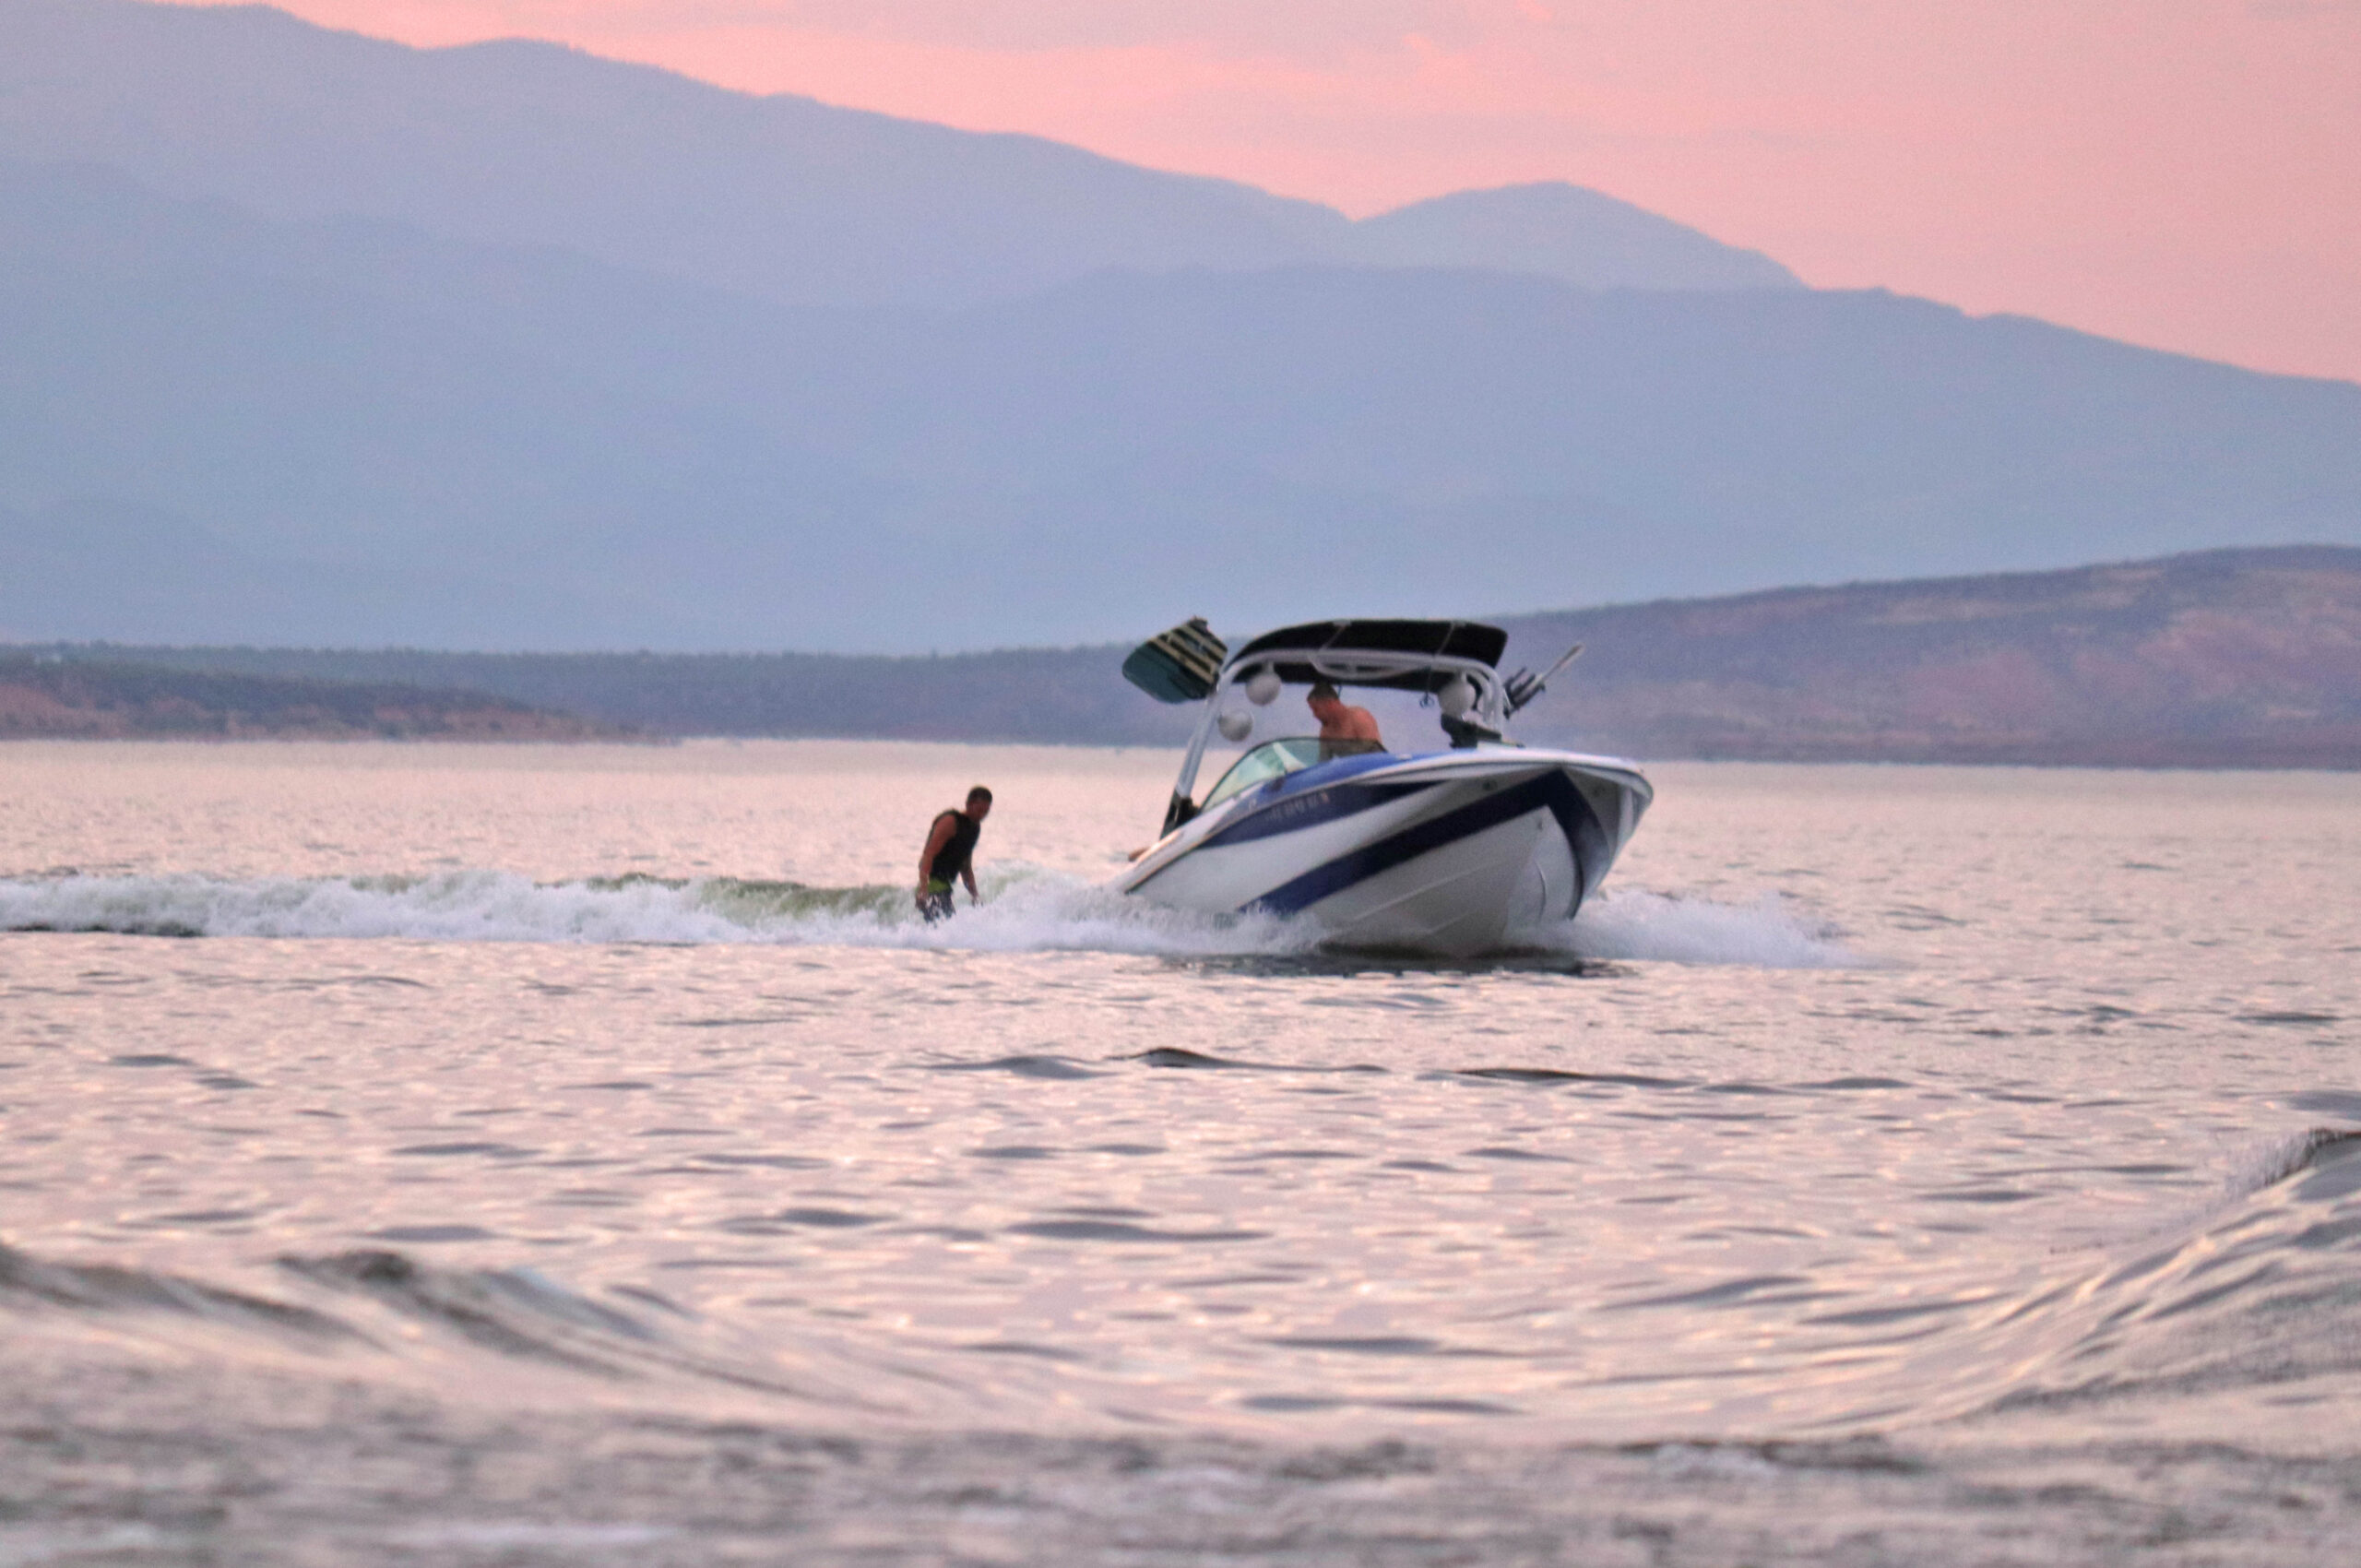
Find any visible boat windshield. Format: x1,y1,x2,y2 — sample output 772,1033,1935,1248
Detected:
1202,737,1384,810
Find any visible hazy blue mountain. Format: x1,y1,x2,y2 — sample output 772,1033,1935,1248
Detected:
0,496,614,647
0,498,306,647
0,0,1792,308
2,155,2355,650
0,0,1337,308
1345,184,1800,291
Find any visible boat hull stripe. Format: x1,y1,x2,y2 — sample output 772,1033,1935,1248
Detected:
1197,780,1439,849
1247,770,1599,916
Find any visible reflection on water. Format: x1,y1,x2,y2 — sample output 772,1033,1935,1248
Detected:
2,742,2359,1559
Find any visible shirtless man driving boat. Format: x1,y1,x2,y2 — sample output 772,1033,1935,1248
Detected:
1307,681,1382,758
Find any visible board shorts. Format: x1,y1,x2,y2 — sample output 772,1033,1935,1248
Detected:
918,881,955,922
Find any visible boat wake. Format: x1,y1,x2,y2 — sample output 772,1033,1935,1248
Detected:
0,869,1858,968
5,1124,2357,1444
1540,888,1858,969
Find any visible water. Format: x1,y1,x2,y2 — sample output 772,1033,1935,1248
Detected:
3,739,2358,1563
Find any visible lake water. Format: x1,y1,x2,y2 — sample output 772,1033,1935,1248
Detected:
3,740,2358,1564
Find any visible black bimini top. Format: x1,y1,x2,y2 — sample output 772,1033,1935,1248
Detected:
1228,620,1509,692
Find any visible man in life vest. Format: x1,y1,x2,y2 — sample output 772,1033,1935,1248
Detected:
1307,681,1382,759
916,786,992,921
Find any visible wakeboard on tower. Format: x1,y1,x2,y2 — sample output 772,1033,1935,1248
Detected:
1121,618,1228,704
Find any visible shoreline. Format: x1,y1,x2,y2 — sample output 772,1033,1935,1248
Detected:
5,732,2359,777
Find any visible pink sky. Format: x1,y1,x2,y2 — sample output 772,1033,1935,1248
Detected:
189,1,2358,384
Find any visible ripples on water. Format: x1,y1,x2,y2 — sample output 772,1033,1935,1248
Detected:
1,741,2357,1563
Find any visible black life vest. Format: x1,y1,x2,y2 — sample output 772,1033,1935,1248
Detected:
927,809,981,884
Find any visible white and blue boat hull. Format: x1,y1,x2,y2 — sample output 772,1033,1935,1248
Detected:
1118,749,1651,956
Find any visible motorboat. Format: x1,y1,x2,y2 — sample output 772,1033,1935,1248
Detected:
1114,617,1652,955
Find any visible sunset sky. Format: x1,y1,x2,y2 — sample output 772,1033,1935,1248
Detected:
184,1,2358,384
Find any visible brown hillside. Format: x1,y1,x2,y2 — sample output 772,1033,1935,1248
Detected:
1503,547,2361,766
0,658,633,741
17,547,2361,766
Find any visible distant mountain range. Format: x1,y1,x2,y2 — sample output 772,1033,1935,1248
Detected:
26,548,2361,768
0,0,2355,653
0,0,1797,306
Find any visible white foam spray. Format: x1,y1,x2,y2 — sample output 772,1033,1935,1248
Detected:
1561,889,1862,968
0,868,1301,957
0,871,1859,968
